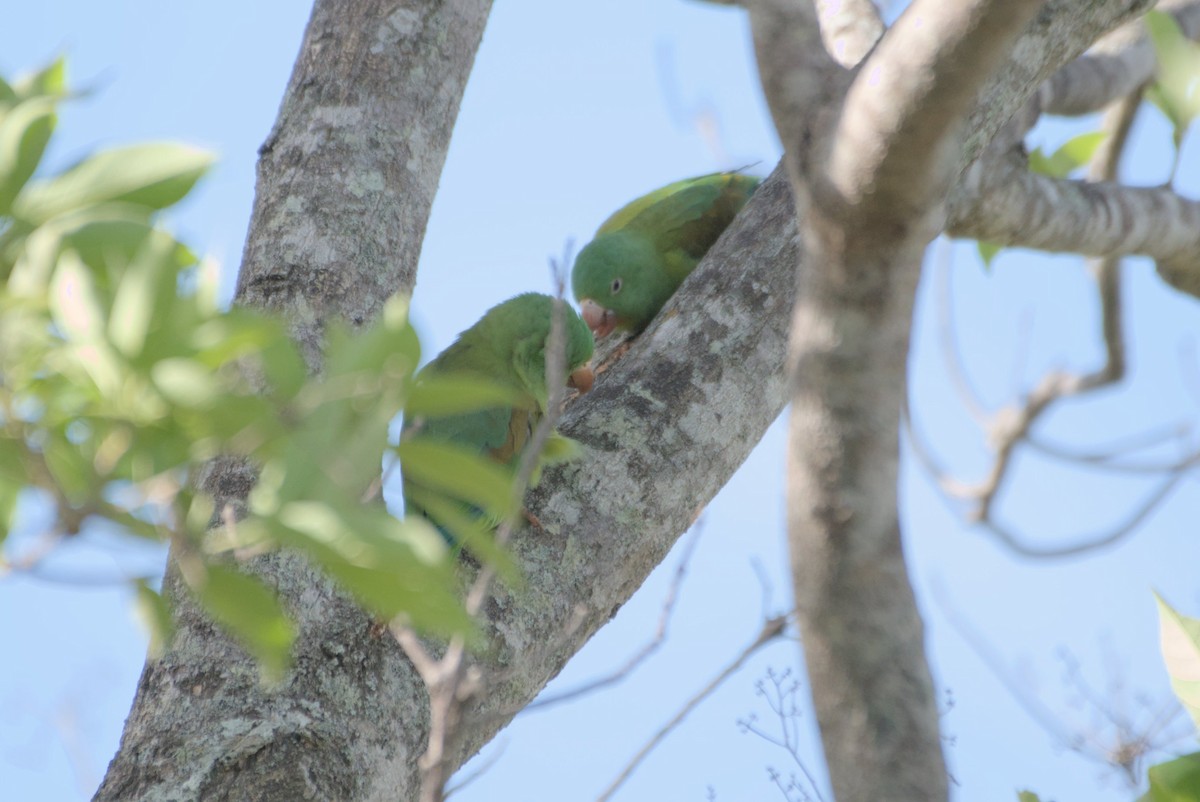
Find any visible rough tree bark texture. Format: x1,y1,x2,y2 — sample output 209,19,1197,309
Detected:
96,0,1199,800
95,1,492,799
232,0,489,369
753,1,1046,798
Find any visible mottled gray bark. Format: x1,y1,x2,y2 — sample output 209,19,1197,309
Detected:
96,1,491,799
747,0,1183,800
948,150,1200,288
232,0,488,368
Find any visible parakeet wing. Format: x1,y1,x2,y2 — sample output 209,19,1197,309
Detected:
596,172,728,235
596,172,759,282
416,403,524,462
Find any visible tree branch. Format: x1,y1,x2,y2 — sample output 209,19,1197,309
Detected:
947,154,1200,298
96,2,493,799
594,615,788,802
1040,0,1200,117
814,0,883,67
233,0,491,368
910,91,1200,558
95,1,1191,797
748,0,845,173
964,0,1155,166
829,0,1043,229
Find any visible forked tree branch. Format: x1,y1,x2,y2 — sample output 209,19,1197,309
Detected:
1039,0,1200,117
814,0,883,66
911,88,1200,558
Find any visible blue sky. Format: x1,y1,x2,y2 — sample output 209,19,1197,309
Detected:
2,3,1198,801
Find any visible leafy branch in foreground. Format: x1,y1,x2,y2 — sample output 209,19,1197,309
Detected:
0,59,521,678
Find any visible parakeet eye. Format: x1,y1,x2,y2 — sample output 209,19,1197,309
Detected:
611,278,622,294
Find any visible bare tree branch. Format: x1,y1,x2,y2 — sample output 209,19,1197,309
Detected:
1040,0,1200,117
523,522,705,712
932,581,1190,786
907,90,1200,558
738,666,827,802
814,0,883,67
230,0,491,369
963,0,1155,167
594,615,788,802
95,0,1194,797
748,0,845,169
934,240,989,423
752,2,1051,800
947,155,1200,294
397,286,577,802
829,0,1043,230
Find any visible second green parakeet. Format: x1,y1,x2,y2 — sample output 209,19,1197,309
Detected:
571,171,760,337
402,292,594,540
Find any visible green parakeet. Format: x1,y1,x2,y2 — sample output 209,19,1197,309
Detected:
571,171,760,337
402,292,595,540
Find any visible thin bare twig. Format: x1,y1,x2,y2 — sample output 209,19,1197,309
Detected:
594,614,788,802
934,239,987,423
1026,423,1200,475
932,580,1189,787
394,260,579,802
443,739,508,800
913,89,1200,558
525,521,706,712
905,398,1200,558
738,666,827,802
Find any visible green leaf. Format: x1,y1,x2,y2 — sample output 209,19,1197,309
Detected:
11,58,67,101
538,433,581,466
49,252,123,395
262,337,309,402
0,482,19,546
49,247,105,341
1145,10,1200,140
977,240,1002,269
152,358,220,409
403,484,520,583
133,579,175,659
396,438,517,521
192,563,294,681
1057,131,1107,167
0,96,57,217
259,503,476,637
324,558,477,639
1028,132,1108,178
41,431,93,505
1156,593,1200,731
0,435,26,483
13,142,215,225
1145,753,1200,802
1027,148,1067,178
66,213,196,280
1016,792,1042,802
405,373,523,418
108,228,193,357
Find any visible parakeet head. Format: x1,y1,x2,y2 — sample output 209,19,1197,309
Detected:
475,293,596,406
571,231,674,338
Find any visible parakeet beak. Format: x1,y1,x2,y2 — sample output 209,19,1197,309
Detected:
568,364,595,394
579,298,618,339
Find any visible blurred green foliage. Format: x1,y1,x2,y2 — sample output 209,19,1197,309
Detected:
0,59,524,678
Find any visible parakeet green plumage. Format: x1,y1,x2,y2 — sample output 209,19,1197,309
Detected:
571,172,760,337
402,293,594,541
